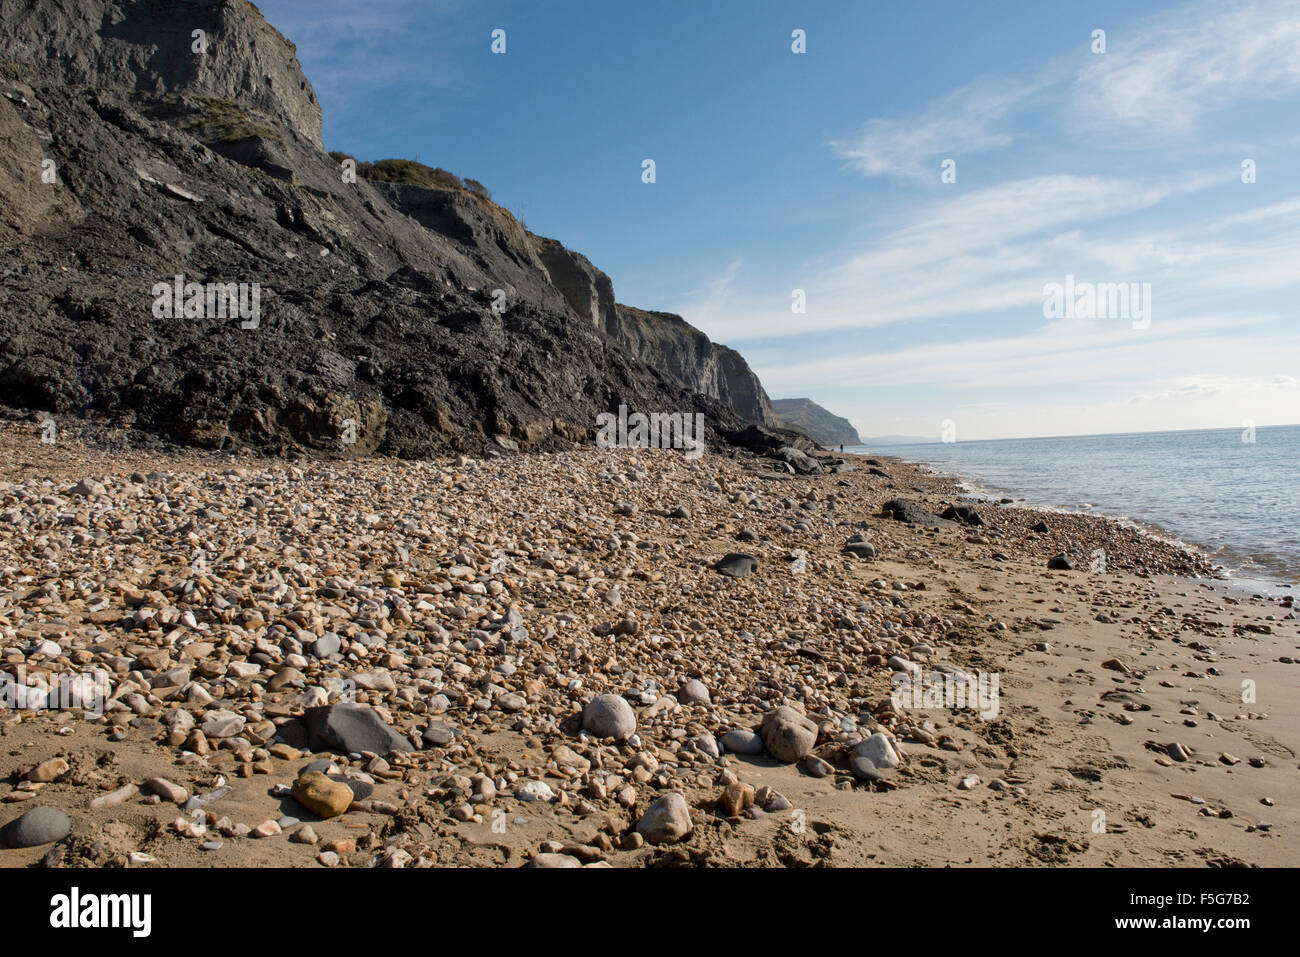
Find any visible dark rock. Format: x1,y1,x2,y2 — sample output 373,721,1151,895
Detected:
882,499,948,527
1032,521,1051,533
304,703,413,755
715,553,758,578
842,541,876,559
422,721,456,747
850,756,891,782
1046,554,1075,570
330,775,372,801
2,806,70,848
773,446,823,475
940,505,984,526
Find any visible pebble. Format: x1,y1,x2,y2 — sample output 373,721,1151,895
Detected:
853,732,900,770
305,703,413,755
849,756,889,783
678,679,711,705
144,778,189,804
199,709,246,739
422,722,456,747
800,755,834,778
2,807,71,848
715,553,758,578
760,706,818,763
581,694,636,741
636,792,693,844
89,783,139,810
721,729,764,755
291,772,354,819
251,820,282,838
515,781,555,803
529,852,582,868
27,759,70,783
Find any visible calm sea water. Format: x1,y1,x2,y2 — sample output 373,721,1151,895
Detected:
850,425,1300,587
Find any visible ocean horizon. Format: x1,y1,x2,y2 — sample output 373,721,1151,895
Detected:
851,424,1300,588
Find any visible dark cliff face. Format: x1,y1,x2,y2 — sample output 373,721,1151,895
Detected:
770,398,862,447
610,306,777,427
529,234,620,336
0,0,782,456
525,239,776,428
0,0,324,147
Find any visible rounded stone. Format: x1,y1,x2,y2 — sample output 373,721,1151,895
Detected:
715,553,758,578
760,706,818,763
678,679,710,705
581,694,636,741
291,771,354,819
636,792,693,844
853,732,900,770
720,729,764,755
2,807,71,848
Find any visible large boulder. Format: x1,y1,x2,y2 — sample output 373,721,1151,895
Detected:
581,694,636,741
636,793,693,844
304,703,413,755
882,499,948,527
760,706,818,763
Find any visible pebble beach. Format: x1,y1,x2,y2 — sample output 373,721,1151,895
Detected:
1,413,1295,868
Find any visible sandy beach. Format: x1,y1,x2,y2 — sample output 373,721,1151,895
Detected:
0,413,1295,868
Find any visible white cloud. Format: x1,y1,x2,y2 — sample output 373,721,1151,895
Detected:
1075,0,1300,133
832,0,1300,180
678,171,1300,343
829,74,1053,180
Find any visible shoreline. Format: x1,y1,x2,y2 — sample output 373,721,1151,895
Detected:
849,446,1298,596
1,421,1296,868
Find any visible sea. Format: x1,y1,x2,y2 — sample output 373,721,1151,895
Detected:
849,424,1299,592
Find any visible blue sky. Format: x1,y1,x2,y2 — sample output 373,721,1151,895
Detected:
258,0,1300,440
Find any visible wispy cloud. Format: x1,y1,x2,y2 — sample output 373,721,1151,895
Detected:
831,0,1300,180
829,74,1053,180
1074,0,1300,134
678,170,1300,342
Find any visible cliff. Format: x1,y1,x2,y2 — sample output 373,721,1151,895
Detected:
0,0,785,457
770,398,862,447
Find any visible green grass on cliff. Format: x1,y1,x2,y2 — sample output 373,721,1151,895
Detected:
334,155,494,203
